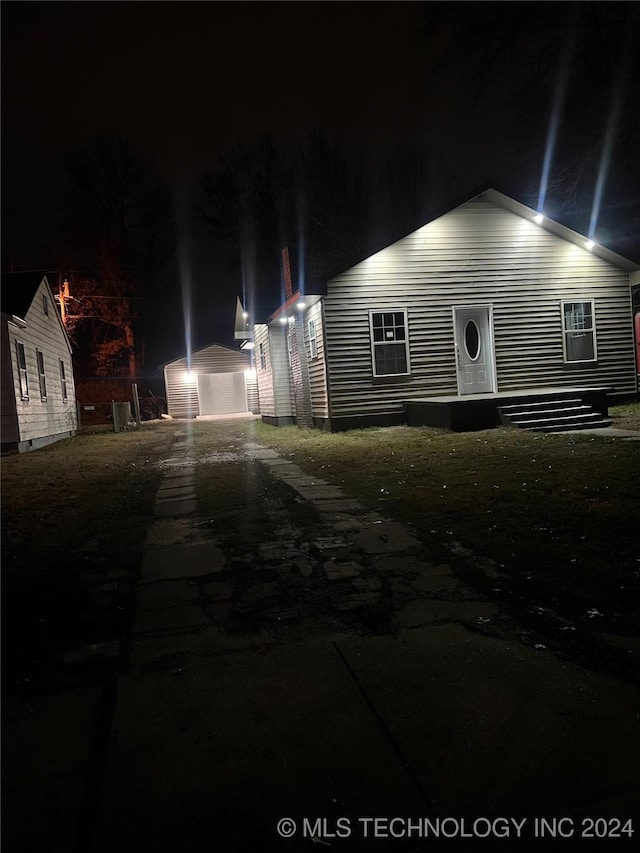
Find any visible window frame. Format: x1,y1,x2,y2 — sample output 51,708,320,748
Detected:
369,308,411,378
308,318,318,360
59,359,68,402
561,299,597,364
43,293,50,316
15,340,29,400
36,348,47,401
258,342,266,371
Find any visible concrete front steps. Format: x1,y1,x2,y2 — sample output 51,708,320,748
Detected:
498,397,613,433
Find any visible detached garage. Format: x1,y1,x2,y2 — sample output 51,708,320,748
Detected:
163,342,259,418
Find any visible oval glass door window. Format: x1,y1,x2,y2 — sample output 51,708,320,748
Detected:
464,320,481,360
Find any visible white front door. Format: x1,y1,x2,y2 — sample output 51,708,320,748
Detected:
453,305,497,396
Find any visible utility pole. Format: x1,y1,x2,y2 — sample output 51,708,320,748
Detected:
58,277,70,326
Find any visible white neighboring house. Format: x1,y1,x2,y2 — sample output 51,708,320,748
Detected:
1,271,78,453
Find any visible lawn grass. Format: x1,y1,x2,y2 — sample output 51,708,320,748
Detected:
189,405,640,636
2,424,174,557
1,423,175,689
609,401,640,430
2,407,638,691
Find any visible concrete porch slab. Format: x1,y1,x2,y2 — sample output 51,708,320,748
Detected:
405,386,614,432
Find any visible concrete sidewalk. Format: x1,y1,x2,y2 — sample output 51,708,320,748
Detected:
90,429,640,852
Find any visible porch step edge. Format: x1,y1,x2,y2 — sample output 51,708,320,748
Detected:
505,405,592,420
528,419,613,433
499,398,583,412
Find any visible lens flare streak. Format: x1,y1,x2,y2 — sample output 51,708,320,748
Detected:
588,74,626,241
537,45,572,216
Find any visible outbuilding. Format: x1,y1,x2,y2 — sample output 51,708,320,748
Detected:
253,188,638,432
163,342,259,419
1,271,78,453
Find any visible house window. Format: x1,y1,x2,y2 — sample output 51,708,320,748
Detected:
259,342,266,371
369,310,410,376
15,341,29,399
562,300,596,363
287,331,293,368
36,349,47,401
308,318,318,360
59,359,68,402
43,294,49,316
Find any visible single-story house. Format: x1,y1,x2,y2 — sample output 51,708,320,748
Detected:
163,341,259,419
1,271,78,453
253,188,638,432
633,274,640,384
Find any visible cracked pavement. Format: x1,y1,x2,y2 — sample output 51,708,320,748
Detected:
4,423,640,853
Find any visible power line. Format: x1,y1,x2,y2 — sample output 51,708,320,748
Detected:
69,295,181,302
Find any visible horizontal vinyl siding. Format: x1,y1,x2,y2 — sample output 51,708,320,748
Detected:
6,279,78,443
304,302,329,417
255,325,275,416
324,197,636,419
245,370,259,413
269,326,294,417
1,318,18,442
164,344,250,418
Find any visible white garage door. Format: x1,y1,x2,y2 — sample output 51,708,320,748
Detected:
197,372,247,415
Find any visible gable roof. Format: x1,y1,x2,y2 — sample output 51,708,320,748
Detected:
161,340,248,368
234,296,252,341
320,185,639,287
1,270,52,319
2,270,75,354
253,185,639,325
482,188,639,273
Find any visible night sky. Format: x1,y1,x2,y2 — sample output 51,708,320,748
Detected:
2,1,639,366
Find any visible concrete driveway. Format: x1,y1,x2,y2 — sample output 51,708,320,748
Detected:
5,423,639,853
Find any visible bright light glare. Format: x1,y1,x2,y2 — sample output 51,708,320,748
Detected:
184,370,197,382
588,53,628,241
585,240,595,251
279,317,287,325
534,213,544,225
297,302,306,310
242,311,248,319
244,368,257,379
537,44,572,218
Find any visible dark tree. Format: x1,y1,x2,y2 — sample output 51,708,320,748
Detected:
64,135,175,277
415,1,640,258
61,136,177,376
368,142,447,244
197,135,291,304
292,130,371,284
62,254,138,379
197,132,374,304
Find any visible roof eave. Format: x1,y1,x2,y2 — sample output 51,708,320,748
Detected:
261,292,324,326
482,188,640,273
6,313,28,329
